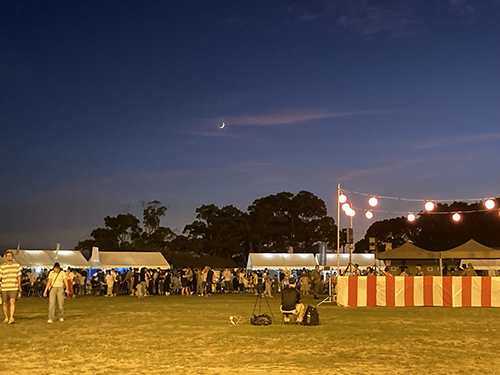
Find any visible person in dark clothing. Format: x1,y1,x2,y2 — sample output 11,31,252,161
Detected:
206,267,214,295
280,277,305,324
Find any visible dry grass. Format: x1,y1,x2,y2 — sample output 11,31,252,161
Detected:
1,293,499,374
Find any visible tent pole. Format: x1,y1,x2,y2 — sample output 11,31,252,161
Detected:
439,252,443,276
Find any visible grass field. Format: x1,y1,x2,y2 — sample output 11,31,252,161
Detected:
1,293,499,375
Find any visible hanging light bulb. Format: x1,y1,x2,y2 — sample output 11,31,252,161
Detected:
346,208,356,217
338,193,347,204
452,213,461,222
368,196,378,207
365,211,374,219
485,199,495,210
407,213,416,222
424,201,435,211
342,203,351,212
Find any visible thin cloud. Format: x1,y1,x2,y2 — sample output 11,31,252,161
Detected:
338,159,417,182
414,133,500,149
287,0,412,35
217,108,389,127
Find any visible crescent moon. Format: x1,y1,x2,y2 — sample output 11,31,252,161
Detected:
220,122,226,129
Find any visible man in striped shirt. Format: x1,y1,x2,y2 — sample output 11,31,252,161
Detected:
0,250,22,324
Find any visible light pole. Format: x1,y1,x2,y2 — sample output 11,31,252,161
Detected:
337,183,341,276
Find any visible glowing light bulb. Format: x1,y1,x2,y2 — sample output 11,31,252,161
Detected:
452,213,461,222
365,211,373,219
368,197,378,207
346,208,355,217
424,201,435,211
338,194,347,204
407,213,416,222
485,199,495,210
342,203,350,212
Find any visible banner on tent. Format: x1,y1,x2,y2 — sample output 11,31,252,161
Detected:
337,276,500,307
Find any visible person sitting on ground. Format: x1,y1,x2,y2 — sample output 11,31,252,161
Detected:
280,277,305,324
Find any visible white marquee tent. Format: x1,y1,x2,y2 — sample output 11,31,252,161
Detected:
247,252,381,270
247,253,317,270
5,250,88,269
315,253,381,268
98,251,170,269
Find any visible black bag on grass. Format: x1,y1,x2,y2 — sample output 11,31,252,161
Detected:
304,305,319,326
250,314,272,326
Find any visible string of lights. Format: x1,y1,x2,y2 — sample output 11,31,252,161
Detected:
343,189,487,203
338,187,500,223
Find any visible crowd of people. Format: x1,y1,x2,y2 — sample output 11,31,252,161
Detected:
343,263,479,277
84,265,332,298
11,264,334,300
10,262,482,302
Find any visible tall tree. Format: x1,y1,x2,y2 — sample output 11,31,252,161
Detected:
137,201,175,250
183,204,249,257
76,200,175,251
76,213,142,251
248,191,336,252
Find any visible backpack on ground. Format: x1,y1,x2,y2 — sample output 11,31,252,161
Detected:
304,305,319,326
250,314,272,326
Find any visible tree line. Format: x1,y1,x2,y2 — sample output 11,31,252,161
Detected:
76,195,500,257
75,191,337,258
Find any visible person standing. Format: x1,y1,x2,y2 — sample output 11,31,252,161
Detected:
206,267,214,295
43,262,69,323
415,264,424,276
66,268,76,298
310,265,322,299
263,269,272,297
138,268,149,298
222,268,232,293
105,270,115,297
0,250,22,324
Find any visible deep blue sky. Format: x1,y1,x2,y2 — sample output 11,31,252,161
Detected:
1,0,499,249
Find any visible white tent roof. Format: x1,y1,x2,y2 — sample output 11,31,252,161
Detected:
5,250,88,269
461,259,500,271
247,253,317,269
98,251,170,269
317,253,379,268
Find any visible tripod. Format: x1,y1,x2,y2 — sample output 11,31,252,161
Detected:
252,289,276,323
317,270,336,307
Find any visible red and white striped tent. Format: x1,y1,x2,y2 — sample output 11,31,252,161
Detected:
337,276,500,307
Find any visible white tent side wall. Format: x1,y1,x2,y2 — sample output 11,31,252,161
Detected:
98,252,170,269
316,253,379,268
5,250,88,269
461,259,500,271
247,253,317,269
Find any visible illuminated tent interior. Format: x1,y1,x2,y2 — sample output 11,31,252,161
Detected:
5,249,88,269
247,253,317,270
98,251,171,269
316,253,381,268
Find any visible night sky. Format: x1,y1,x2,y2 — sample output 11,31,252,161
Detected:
1,1,499,250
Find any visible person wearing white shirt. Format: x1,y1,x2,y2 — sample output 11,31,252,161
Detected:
105,270,115,297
